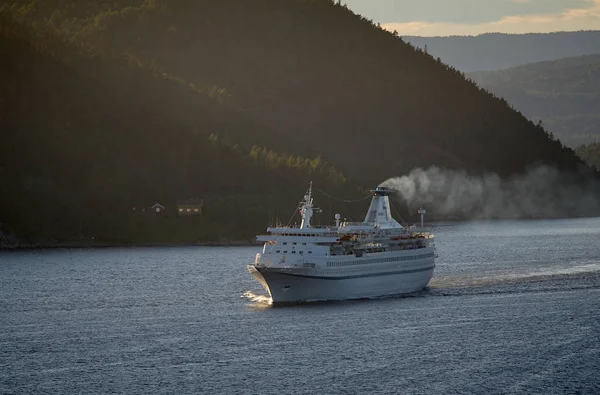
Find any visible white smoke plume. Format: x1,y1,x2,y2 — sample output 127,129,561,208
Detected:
380,166,600,219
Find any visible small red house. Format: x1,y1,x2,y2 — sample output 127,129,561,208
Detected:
177,199,203,216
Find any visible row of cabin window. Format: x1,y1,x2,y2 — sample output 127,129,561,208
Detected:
275,250,312,254
282,242,307,245
327,252,434,267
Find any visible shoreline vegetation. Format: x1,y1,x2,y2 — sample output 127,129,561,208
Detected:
4,216,600,251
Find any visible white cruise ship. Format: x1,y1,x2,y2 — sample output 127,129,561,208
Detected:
248,183,436,304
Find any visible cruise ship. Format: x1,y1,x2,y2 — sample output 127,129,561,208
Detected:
248,183,436,304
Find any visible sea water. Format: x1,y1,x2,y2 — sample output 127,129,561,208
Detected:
1,218,599,394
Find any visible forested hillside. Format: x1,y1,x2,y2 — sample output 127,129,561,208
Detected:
405,31,600,72
0,17,354,244
576,143,600,169
469,54,600,147
0,0,596,244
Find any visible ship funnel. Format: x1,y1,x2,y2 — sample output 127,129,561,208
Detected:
364,187,402,230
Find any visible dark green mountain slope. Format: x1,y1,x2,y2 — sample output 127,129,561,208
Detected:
1,1,597,243
405,31,600,72
468,54,600,147
0,22,353,243
4,0,586,181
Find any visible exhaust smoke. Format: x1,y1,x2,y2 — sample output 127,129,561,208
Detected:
380,166,600,219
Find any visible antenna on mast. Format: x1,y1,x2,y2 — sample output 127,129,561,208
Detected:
418,207,426,228
299,182,316,229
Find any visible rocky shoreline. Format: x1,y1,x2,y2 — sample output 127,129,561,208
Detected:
0,239,261,252
0,241,260,250
0,221,264,250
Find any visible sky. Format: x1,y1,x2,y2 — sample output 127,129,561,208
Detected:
343,0,600,36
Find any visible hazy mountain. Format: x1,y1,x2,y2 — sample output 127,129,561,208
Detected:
405,31,600,72
576,142,600,169
0,1,595,242
468,54,600,147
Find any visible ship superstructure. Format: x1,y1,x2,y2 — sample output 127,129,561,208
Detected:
248,183,436,304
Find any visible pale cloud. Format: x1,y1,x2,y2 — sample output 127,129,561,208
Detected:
382,0,600,36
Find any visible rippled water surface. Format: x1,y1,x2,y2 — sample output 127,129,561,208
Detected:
2,218,600,394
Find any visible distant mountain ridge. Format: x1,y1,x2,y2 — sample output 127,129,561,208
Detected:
404,31,600,72
468,54,600,147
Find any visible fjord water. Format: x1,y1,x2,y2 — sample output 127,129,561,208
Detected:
1,219,599,394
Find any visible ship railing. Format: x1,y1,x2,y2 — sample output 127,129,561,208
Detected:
267,225,334,230
263,231,339,238
340,222,375,227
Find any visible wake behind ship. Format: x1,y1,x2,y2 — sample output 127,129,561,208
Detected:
248,184,436,304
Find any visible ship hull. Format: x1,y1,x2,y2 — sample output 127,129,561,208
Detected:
248,262,435,304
